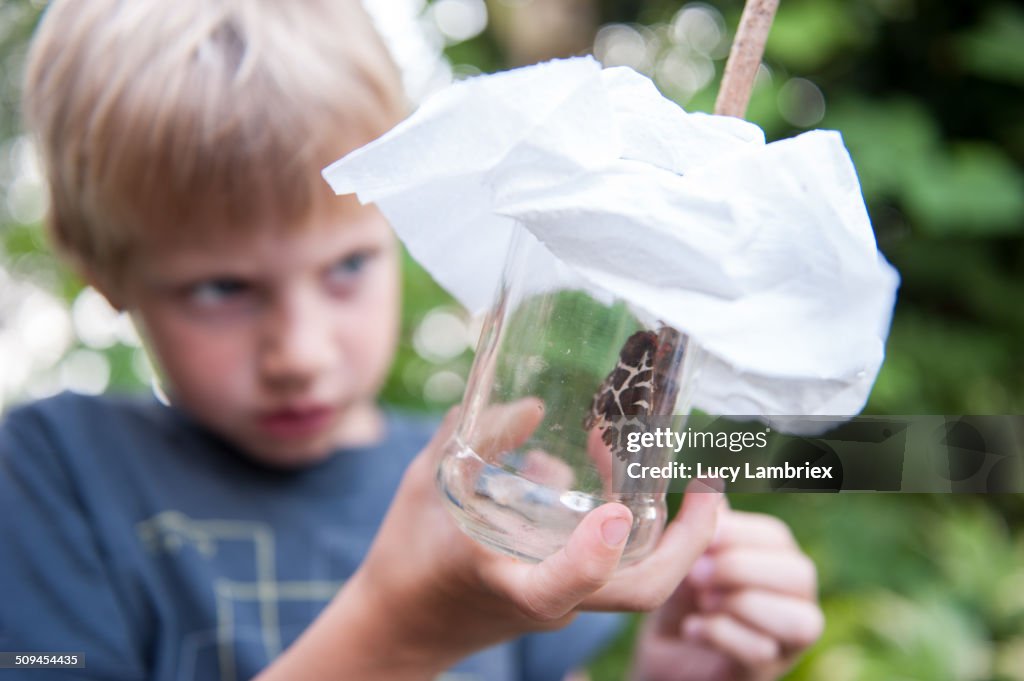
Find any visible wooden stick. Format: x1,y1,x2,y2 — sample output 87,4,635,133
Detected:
714,0,780,118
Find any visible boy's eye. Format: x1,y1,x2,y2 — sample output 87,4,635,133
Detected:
326,251,373,290
187,278,253,306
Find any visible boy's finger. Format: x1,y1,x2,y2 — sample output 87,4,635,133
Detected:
522,449,575,490
468,398,546,461
687,549,818,598
485,502,633,621
650,579,699,637
631,479,722,580
585,427,613,494
709,510,798,551
683,613,781,668
583,479,722,611
720,591,825,650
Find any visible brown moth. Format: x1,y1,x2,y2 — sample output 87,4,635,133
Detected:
583,326,685,461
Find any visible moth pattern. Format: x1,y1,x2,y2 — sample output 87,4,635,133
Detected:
583,326,685,461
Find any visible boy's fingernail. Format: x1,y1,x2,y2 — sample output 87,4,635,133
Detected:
601,517,632,547
690,477,725,495
689,556,714,585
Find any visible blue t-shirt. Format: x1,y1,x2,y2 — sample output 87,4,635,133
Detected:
0,392,623,680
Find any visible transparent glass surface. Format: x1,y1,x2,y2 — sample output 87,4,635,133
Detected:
437,226,704,565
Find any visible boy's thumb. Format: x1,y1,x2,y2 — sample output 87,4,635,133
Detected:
515,503,633,621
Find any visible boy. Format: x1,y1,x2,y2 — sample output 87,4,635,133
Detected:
0,1,822,679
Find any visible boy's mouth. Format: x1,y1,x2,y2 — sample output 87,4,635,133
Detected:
256,404,334,439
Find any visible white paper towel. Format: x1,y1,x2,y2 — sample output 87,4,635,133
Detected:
323,56,900,420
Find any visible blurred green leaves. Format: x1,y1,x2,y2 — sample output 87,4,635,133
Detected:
957,4,1024,87
907,143,1024,235
828,99,1024,236
786,502,1024,681
765,0,869,70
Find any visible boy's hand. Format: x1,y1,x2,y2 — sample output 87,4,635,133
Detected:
262,400,721,680
630,503,823,681
264,401,716,675
338,400,721,676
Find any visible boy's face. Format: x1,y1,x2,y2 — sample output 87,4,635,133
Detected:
119,197,400,467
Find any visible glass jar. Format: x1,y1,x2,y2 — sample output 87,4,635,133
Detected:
437,225,705,565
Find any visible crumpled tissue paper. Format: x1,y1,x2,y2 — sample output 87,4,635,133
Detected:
323,56,900,421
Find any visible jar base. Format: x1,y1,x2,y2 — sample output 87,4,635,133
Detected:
437,438,665,566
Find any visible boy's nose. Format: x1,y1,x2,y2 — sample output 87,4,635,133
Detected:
258,290,335,391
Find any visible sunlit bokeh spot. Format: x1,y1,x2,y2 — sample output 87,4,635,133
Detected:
116,315,142,347
778,77,826,127
413,307,470,363
2,136,47,225
423,369,465,404
402,360,432,397
670,3,726,57
23,367,62,402
597,3,728,102
6,175,47,225
594,24,652,74
431,0,488,44
71,286,121,350
0,333,32,408
656,47,715,101
58,348,110,396
9,278,73,372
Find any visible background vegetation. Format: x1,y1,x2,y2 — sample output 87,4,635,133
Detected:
1,0,1022,678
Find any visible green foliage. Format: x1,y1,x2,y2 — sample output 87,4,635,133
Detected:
827,99,1024,235
773,498,1024,681
764,0,870,70
956,4,1024,86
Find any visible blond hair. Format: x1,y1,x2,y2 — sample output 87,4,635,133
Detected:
24,0,407,282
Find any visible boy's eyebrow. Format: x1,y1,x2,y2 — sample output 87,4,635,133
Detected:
131,252,261,287
136,235,387,288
